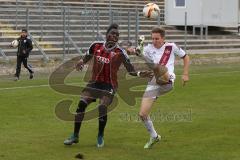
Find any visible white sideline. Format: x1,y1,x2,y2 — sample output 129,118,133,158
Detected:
0,82,81,91
0,70,240,91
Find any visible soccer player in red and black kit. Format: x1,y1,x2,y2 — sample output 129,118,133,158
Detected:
64,23,152,147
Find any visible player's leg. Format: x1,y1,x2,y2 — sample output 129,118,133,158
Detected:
154,65,170,85
22,57,34,79
139,97,157,137
14,56,22,80
139,82,173,149
64,90,94,145
73,97,92,136
97,93,114,148
139,97,161,149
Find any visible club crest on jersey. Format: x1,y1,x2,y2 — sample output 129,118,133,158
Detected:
165,49,171,55
96,56,110,64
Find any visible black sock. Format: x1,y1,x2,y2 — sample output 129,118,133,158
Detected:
74,100,88,137
98,105,108,137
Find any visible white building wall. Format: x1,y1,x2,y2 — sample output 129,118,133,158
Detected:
165,0,239,27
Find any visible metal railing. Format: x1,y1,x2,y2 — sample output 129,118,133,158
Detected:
0,48,9,62
28,33,49,62
15,0,18,30
9,4,165,60
63,31,85,57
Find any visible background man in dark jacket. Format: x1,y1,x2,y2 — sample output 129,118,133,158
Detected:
14,29,34,81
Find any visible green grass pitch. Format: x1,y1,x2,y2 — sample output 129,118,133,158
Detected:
0,63,240,160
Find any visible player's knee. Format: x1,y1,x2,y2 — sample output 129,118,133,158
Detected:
98,105,107,117
81,95,95,104
75,100,88,122
100,96,113,106
76,99,88,113
154,65,168,77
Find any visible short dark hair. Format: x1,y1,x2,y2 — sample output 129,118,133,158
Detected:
106,23,119,35
22,28,28,32
151,27,165,38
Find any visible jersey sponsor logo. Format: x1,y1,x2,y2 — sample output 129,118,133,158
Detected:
96,56,110,64
165,49,171,55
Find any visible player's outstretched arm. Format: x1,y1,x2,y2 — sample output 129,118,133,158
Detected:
122,56,153,78
181,54,190,86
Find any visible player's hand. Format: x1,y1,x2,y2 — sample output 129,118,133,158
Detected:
139,70,154,78
127,47,142,56
182,74,189,86
75,59,84,71
126,47,136,55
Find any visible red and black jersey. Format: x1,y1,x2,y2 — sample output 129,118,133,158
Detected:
86,41,136,89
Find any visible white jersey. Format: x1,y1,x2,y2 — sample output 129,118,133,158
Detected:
143,42,186,82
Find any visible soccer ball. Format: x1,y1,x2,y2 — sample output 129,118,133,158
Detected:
11,40,19,48
143,3,160,19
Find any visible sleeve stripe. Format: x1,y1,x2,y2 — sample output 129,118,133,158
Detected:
118,46,130,60
181,54,187,59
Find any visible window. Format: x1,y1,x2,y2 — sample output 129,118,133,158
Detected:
175,0,186,7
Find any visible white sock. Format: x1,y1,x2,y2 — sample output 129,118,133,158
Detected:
142,117,158,138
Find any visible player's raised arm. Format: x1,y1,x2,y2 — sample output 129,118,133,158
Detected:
181,54,190,86
172,43,190,86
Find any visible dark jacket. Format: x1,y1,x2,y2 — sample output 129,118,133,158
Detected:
17,36,33,57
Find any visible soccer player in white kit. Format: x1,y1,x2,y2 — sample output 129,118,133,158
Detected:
137,27,190,149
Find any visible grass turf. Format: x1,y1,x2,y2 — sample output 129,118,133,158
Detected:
0,63,240,160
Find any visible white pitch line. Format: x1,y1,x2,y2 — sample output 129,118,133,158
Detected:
176,70,240,76
0,70,239,91
0,82,81,91
0,84,49,91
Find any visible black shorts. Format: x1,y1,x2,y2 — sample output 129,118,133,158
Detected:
82,81,115,102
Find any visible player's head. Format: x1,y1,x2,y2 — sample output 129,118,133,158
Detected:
105,23,119,48
151,27,165,48
21,28,28,37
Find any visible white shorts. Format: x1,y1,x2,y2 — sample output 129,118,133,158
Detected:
143,77,173,99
